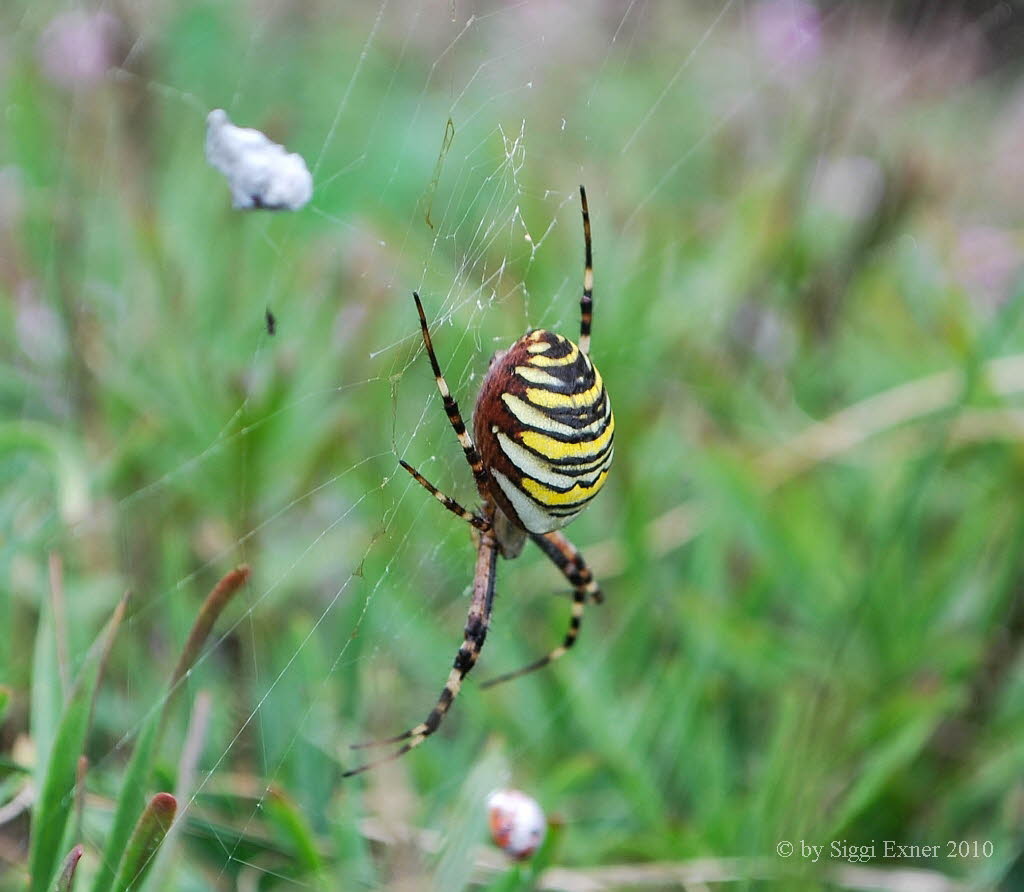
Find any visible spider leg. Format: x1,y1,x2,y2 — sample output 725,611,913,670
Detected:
532,529,604,605
343,526,499,777
480,530,601,689
399,460,489,532
412,292,492,501
578,185,593,357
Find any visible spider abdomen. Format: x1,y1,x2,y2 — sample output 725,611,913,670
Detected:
474,329,614,534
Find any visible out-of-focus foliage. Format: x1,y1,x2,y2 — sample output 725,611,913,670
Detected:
1,1,1023,889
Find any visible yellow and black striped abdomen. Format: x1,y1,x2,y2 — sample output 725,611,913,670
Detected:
474,330,614,534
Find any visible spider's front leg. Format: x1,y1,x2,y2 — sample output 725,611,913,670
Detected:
343,520,499,777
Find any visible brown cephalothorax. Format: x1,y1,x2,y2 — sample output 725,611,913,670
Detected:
344,186,613,777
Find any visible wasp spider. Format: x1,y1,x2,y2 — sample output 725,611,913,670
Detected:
344,186,614,776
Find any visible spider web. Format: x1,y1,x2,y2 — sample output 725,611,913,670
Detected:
5,0,1024,889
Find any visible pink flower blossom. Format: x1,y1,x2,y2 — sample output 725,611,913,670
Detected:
15,281,66,366
37,11,120,90
753,0,822,71
954,226,1022,311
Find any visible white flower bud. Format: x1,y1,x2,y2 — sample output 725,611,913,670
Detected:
487,789,546,860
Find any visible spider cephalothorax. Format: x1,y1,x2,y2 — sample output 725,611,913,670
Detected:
344,186,612,776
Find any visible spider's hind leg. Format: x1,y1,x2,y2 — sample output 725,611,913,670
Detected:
342,663,474,776
343,526,499,777
480,530,601,690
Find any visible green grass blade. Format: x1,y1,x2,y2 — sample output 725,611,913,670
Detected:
0,421,90,526
53,844,83,892
89,714,160,892
110,792,177,892
30,594,61,793
433,745,508,892
92,565,249,892
29,597,126,892
266,786,324,876
164,565,250,722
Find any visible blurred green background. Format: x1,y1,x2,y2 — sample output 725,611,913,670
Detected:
2,1,1024,889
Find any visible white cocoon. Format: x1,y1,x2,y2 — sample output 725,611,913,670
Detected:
205,109,312,211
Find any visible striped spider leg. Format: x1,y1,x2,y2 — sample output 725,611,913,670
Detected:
343,506,498,777
343,294,499,777
481,530,602,689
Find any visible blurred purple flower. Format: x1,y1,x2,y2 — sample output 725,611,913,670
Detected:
753,0,822,71
953,226,1022,311
37,11,120,90
15,281,66,366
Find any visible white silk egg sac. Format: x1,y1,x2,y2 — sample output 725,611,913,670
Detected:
486,789,546,860
204,109,312,211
